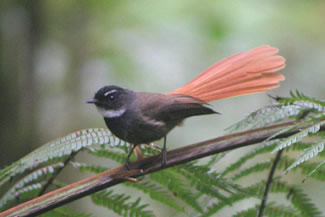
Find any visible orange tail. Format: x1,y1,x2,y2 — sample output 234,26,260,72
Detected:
169,45,285,102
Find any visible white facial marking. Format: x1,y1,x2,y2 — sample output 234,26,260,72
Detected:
104,89,117,97
143,116,164,126
97,107,126,118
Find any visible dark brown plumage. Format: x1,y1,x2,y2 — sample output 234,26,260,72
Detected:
88,45,286,168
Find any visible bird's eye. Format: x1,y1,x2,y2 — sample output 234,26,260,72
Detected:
108,94,115,101
104,90,117,101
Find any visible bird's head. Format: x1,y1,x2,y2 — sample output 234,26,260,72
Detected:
87,85,134,118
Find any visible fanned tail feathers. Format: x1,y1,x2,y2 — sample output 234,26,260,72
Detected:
169,45,286,102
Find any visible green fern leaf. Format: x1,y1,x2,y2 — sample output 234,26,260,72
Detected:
302,160,325,182
91,190,154,217
0,128,115,188
291,188,322,217
0,182,44,211
124,180,186,213
74,162,108,174
295,158,325,181
265,121,303,142
279,91,325,112
227,104,301,132
203,183,261,217
270,181,322,217
231,161,271,181
0,163,64,210
87,148,127,164
289,139,325,159
272,120,325,153
76,162,185,212
205,180,322,217
283,141,325,175
42,207,92,217
222,143,276,176
233,203,301,217
150,169,203,213
176,163,248,200
205,153,226,167
230,155,325,182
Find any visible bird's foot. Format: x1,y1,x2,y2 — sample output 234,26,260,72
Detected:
125,158,131,170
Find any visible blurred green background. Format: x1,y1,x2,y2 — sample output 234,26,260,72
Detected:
1,0,325,216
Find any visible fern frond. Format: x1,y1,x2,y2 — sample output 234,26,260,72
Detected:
0,128,114,188
205,180,321,217
291,187,322,217
87,148,127,164
272,120,325,153
150,169,203,213
222,143,276,177
42,207,92,217
0,182,44,211
291,157,325,181
227,91,325,134
283,141,325,174
290,140,325,158
233,203,301,217
205,153,226,167
231,161,271,181
77,162,185,213
138,144,161,156
226,104,301,132
0,163,64,210
265,121,303,142
279,90,325,112
74,162,108,174
177,163,249,199
302,161,325,182
203,183,262,217
175,165,228,202
76,162,184,211
124,180,185,213
91,190,154,217
230,154,325,182
270,181,322,217
87,143,161,165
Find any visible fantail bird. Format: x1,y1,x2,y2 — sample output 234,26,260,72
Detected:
87,45,286,168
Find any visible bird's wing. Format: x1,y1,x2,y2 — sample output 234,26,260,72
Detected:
136,93,216,122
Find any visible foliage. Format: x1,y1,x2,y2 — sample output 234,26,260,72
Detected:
92,190,155,217
1,91,325,216
42,207,92,217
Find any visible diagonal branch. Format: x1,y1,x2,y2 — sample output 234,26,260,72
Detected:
1,120,322,217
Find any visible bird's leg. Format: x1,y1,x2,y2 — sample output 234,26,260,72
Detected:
125,144,136,170
135,146,144,160
161,136,167,166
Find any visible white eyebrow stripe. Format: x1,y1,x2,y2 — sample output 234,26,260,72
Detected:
104,89,117,96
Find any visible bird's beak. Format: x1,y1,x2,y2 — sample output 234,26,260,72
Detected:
87,98,98,104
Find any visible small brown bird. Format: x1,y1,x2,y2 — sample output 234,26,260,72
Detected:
88,45,286,168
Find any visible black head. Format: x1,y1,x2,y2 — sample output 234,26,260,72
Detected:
87,85,134,118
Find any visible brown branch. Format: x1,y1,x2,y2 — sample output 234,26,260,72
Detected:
1,120,318,217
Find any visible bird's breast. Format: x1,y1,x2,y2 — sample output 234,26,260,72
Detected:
104,110,178,145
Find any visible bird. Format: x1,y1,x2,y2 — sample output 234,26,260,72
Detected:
87,45,286,169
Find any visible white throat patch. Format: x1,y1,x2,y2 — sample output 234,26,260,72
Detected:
97,107,126,118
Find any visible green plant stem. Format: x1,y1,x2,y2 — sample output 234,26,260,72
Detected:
257,149,284,217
